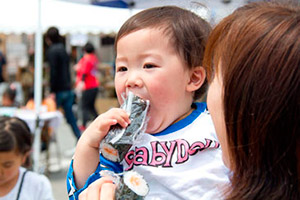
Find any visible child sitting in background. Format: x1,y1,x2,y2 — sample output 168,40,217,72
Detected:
25,89,56,112
0,116,54,200
1,84,19,107
68,6,228,200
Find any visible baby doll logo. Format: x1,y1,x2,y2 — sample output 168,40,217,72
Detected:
124,138,219,170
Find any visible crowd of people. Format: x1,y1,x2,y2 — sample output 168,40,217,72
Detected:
0,21,102,200
0,0,299,200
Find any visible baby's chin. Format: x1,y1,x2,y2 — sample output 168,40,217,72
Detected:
144,118,166,135
145,127,158,134
143,107,172,134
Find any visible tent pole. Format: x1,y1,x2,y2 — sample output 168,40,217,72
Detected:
33,0,43,173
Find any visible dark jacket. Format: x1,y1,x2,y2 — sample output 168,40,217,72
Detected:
46,43,71,93
0,51,6,83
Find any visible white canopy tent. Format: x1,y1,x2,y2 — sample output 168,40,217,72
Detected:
0,0,141,172
0,0,139,34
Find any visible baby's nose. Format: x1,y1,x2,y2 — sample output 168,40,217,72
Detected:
126,73,143,88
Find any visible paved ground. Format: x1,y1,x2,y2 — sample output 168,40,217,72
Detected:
46,118,77,200
44,98,119,200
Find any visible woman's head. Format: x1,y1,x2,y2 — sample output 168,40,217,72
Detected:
204,1,300,199
0,116,32,187
115,6,211,100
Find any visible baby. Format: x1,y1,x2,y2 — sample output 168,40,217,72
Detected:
67,6,228,200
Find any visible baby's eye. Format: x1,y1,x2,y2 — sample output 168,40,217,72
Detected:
117,66,127,72
143,64,156,69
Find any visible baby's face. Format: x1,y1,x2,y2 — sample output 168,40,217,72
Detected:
115,28,193,134
0,150,24,187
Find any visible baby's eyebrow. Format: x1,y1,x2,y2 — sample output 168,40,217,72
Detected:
115,57,128,63
139,52,161,59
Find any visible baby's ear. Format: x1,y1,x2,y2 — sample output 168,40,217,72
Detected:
186,66,206,92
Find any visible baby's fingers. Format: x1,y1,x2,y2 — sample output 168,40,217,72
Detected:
100,183,116,200
81,177,116,200
111,110,131,128
101,108,131,129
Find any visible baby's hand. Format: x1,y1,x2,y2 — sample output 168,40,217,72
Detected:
73,108,130,188
81,108,131,149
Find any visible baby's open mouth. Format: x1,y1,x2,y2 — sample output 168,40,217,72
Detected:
125,92,149,103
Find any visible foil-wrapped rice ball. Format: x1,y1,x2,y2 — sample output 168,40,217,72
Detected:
100,91,150,162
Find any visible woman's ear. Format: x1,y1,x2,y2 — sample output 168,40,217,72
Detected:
186,66,206,92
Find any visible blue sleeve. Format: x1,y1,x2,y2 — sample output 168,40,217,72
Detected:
66,154,123,200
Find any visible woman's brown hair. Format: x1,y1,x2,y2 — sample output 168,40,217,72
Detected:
203,1,300,199
115,6,211,100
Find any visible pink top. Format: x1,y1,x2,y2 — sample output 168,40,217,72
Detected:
76,54,99,90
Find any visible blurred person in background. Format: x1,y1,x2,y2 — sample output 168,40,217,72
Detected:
74,42,100,131
25,89,56,112
45,27,81,140
0,39,6,84
1,84,19,107
0,116,54,200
